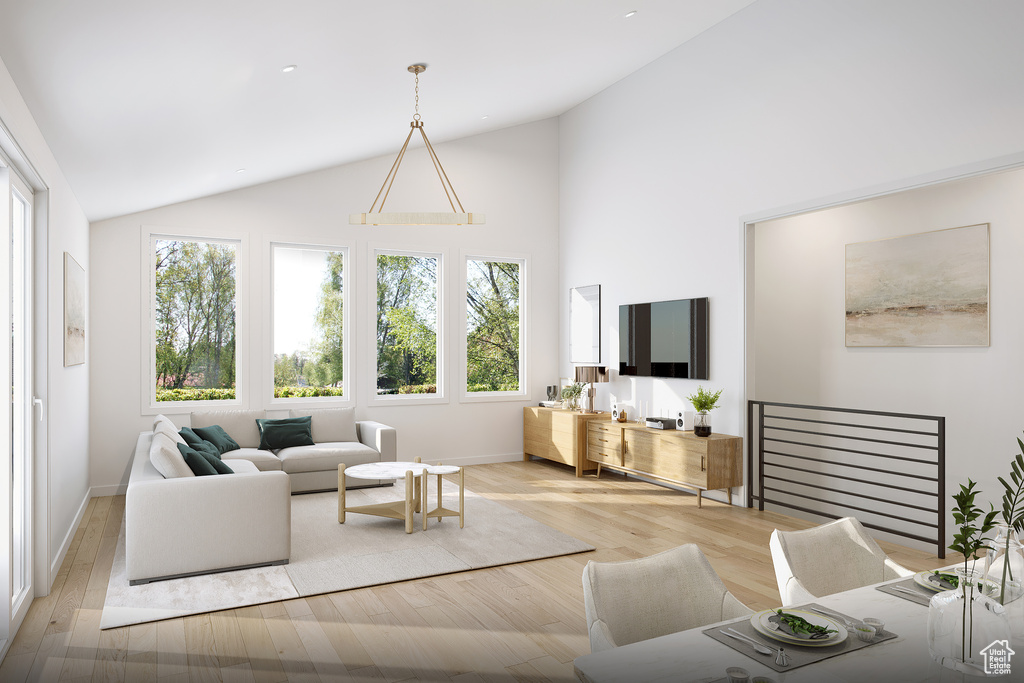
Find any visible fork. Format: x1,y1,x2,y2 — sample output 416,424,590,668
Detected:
810,606,858,628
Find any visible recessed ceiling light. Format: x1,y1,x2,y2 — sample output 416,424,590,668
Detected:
481,115,489,120
282,65,297,73
624,10,638,18
235,168,246,174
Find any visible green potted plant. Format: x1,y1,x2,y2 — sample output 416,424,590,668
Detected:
561,382,585,412
686,386,722,437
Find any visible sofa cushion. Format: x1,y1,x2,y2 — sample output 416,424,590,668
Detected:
192,425,241,455
221,447,283,471
191,410,264,448
256,416,315,450
177,443,224,476
155,420,186,445
288,407,357,443
276,441,379,474
153,414,178,434
149,431,195,479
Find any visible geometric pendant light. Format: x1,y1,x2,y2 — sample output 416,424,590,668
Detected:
349,64,485,226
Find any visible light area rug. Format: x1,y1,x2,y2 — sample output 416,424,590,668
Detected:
100,481,593,629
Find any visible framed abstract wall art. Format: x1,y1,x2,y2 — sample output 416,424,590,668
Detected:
64,252,86,366
845,224,989,347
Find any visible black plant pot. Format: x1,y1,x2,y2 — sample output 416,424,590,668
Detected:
694,413,712,437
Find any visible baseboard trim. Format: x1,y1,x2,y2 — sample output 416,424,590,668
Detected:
50,490,92,580
417,452,521,467
90,483,127,497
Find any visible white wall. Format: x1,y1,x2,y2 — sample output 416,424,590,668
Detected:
754,168,1024,542
89,119,559,492
0,56,91,587
558,0,1024,508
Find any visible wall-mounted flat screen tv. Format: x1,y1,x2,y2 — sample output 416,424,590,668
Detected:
618,297,709,380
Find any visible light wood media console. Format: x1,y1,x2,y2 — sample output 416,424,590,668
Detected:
586,421,742,507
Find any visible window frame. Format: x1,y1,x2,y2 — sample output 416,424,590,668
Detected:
459,251,528,403
267,241,352,407
142,229,247,414
368,245,447,406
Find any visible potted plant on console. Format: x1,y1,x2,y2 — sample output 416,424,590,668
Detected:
687,386,722,437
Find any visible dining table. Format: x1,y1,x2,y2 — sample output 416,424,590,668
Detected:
572,573,1018,683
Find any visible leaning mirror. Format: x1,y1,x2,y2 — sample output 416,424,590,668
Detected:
570,284,601,363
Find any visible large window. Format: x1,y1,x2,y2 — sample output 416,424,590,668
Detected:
465,257,523,394
153,237,237,402
375,251,441,397
272,245,347,399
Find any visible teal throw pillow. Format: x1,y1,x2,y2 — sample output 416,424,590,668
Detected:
256,416,315,450
177,443,234,475
191,424,240,454
179,428,222,460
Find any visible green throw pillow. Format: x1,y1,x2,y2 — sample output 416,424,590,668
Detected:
177,443,234,475
179,428,222,460
191,424,240,454
256,416,315,450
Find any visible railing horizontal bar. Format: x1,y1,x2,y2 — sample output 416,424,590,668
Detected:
762,474,939,513
761,413,938,438
763,425,937,451
763,450,939,482
764,437,939,464
762,485,939,528
763,461,940,496
751,497,940,546
752,400,942,422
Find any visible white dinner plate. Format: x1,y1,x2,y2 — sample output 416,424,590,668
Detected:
750,609,848,647
914,570,958,593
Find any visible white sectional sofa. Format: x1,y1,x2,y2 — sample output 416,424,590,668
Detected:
125,407,397,584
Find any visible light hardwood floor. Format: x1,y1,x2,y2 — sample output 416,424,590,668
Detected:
0,459,948,682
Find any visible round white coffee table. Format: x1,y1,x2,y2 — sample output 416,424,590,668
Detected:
338,459,465,533
338,460,429,533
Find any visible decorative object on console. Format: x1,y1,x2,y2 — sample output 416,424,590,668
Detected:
612,405,627,423
571,284,602,363
561,381,585,411
846,223,988,347
619,297,708,379
687,386,723,437
575,365,608,413
546,385,559,401
348,64,483,226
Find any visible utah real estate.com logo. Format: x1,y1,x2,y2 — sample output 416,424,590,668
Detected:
981,639,1015,676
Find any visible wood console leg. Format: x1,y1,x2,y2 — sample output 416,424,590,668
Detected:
405,471,414,534
596,464,602,478
697,490,702,509
338,464,346,524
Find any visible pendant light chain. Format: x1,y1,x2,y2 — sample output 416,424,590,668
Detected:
413,69,421,122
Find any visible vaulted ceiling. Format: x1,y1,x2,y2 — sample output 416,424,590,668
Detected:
0,0,755,220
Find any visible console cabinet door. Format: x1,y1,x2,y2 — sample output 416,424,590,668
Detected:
624,429,708,488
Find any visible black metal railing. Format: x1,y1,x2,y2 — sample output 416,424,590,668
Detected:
747,400,945,558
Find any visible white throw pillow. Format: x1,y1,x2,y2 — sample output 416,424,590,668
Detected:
149,431,194,478
288,407,357,443
154,420,186,445
153,414,178,434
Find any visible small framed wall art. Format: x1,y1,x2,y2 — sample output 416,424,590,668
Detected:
64,252,86,366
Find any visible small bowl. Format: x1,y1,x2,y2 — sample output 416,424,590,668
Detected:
862,617,884,633
726,667,750,683
854,624,876,642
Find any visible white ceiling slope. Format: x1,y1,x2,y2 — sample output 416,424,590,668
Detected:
0,0,755,221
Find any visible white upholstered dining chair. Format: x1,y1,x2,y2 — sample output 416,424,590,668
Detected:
769,516,914,606
580,544,753,653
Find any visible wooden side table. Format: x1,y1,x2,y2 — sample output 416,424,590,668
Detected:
420,464,464,530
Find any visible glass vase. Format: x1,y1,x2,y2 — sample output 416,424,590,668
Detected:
694,412,711,437
927,567,1011,676
984,524,1024,645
